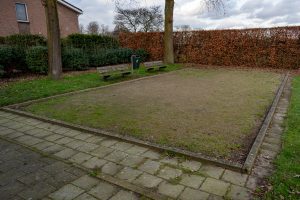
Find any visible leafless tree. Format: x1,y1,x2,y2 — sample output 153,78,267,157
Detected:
114,6,163,32
100,24,110,35
87,21,100,34
79,24,85,34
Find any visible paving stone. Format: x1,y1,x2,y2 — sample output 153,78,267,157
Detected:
49,184,84,200
180,160,202,172
158,181,185,198
105,150,128,162
260,149,278,160
85,136,106,144
264,137,281,145
55,137,76,145
161,157,179,166
207,194,224,200
120,155,145,167
5,131,24,139
138,159,161,174
133,173,163,188
46,171,77,188
91,146,114,158
252,166,273,178
82,157,107,169
200,178,230,196
100,139,119,147
179,187,210,200
19,182,56,200
54,148,78,159
76,143,99,153
199,164,225,179
0,181,26,199
42,162,70,176
125,145,149,155
111,141,134,151
15,135,43,146
65,167,85,177
62,130,82,137
142,150,161,160
262,142,281,152
53,127,72,135
17,170,50,185
45,134,64,142
158,166,182,180
101,162,123,176
32,141,54,151
226,185,252,200
43,144,64,154
72,175,99,190
180,174,205,189
110,190,139,200
74,193,98,200
32,130,53,138
221,170,248,186
75,133,93,140
88,181,118,200
65,140,86,149
116,167,143,182
69,152,92,164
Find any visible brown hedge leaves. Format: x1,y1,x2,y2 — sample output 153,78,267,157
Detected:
119,26,300,69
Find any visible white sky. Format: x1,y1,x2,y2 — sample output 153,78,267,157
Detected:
68,0,300,30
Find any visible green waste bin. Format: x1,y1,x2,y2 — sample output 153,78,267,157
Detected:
131,55,141,69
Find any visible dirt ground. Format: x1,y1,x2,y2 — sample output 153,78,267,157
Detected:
23,68,282,163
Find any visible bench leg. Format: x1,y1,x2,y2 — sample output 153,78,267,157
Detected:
146,68,155,72
103,75,110,80
159,66,167,70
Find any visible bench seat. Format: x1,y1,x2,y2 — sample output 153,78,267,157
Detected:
97,64,132,79
144,61,167,71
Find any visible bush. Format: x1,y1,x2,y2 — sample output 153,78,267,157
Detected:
0,37,5,44
5,34,46,47
62,48,89,70
0,45,14,67
0,65,5,77
26,46,48,74
89,48,133,67
134,49,149,62
64,34,119,51
0,45,27,73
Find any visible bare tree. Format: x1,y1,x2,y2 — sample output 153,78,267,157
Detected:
79,24,85,34
87,21,100,34
114,6,163,32
100,24,110,35
115,0,224,64
42,0,62,80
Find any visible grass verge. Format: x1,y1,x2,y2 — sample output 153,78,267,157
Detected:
0,64,181,107
265,76,300,199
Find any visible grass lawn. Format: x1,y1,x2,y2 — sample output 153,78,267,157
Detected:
21,68,282,162
265,76,300,199
0,64,181,107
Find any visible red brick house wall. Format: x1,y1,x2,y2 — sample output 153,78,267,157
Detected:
0,0,81,37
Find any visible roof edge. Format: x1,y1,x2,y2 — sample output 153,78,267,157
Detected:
58,0,83,14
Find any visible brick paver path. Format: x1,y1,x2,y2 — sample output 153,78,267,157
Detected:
0,79,290,200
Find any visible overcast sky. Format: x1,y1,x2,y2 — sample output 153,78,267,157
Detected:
69,0,300,30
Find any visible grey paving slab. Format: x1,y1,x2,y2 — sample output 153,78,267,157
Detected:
116,167,143,182
125,145,149,155
111,141,134,151
88,181,118,200
199,164,225,179
43,144,65,154
179,187,210,200
101,162,123,176
69,152,93,164
32,141,54,151
158,181,185,198
180,174,206,189
65,140,86,149
19,182,56,200
105,150,128,162
54,148,78,159
74,193,98,200
72,175,99,190
85,135,106,144
221,170,248,186
45,134,64,142
120,155,145,167
76,142,99,153
180,160,202,172
49,184,84,200
158,166,182,180
82,157,107,169
138,159,161,175
91,146,114,158
133,173,163,188
200,178,230,197
100,139,119,147
110,190,139,200
74,133,94,140
161,156,179,166
226,185,252,200
55,137,76,145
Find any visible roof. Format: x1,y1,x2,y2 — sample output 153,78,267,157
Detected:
58,0,83,14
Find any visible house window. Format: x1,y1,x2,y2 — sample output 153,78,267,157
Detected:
15,3,28,22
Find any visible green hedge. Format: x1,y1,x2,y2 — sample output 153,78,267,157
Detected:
26,46,48,74
64,34,119,50
0,65,5,77
5,34,46,47
62,48,89,70
134,49,149,62
0,37,5,45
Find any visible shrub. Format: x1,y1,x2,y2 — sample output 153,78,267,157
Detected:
0,37,5,44
64,34,119,51
0,45,14,67
134,49,149,62
5,34,46,47
26,46,48,74
62,48,89,70
0,65,5,77
0,45,27,73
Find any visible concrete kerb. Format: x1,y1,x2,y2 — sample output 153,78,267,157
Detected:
0,135,167,200
1,70,289,174
242,73,289,173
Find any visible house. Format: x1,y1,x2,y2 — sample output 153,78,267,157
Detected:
0,0,83,37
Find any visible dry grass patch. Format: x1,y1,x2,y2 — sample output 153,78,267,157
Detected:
22,68,282,162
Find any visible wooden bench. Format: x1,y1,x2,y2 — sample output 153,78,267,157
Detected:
97,64,132,80
144,61,167,71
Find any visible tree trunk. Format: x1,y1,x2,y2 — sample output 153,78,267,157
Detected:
44,0,62,80
164,0,175,64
